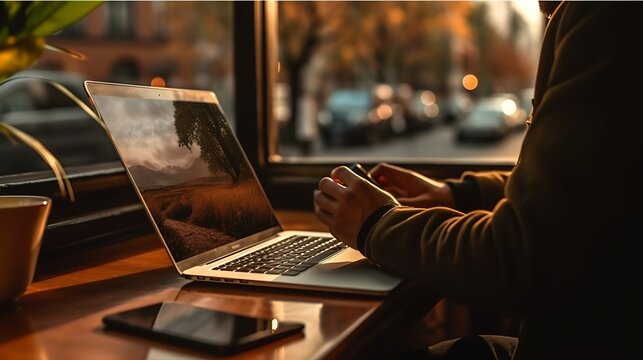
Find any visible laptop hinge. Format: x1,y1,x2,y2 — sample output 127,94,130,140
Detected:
204,233,281,265
175,226,283,272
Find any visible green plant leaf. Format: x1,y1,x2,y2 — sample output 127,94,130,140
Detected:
2,73,105,127
44,77,104,126
0,122,75,202
44,42,86,61
0,74,108,202
4,1,22,18
21,1,67,36
28,1,102,37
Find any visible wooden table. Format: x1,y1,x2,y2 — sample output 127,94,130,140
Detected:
0,210,439,359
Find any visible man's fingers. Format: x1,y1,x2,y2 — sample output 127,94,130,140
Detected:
315,207,334,227
313,189,335,227
331,166,381,195
318,176,346,196
382,184,407,197
314,188,337,214
330,166,363,187
370,162,397,178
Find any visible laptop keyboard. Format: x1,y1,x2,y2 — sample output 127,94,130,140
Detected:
212,235,348,276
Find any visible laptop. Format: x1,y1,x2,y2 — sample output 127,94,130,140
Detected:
84,80,402,296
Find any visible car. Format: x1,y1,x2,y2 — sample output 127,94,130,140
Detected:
408,89,441,130
442,91,473,124
391,85,441,133
0,69,119,175
318,87,393,145
455,94,526,142
491,92,529,127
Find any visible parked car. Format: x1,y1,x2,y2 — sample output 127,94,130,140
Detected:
492,92,528,127
318,87,393,145
0,69,119,175
442,91,473,124
408,90,441,130
391,85,441,133
455,94,526,142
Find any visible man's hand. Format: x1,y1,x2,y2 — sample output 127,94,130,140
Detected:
314,166,399,249
370,162,456,208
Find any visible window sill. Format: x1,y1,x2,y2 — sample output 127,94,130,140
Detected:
0,161,152,262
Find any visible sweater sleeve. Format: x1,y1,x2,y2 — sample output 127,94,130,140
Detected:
445,171,511,212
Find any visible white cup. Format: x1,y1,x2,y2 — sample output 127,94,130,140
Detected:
0,195,52,310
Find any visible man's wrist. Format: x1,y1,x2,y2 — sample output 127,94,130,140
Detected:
356,202,398,254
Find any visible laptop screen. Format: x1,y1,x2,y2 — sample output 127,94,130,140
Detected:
88,83,280,262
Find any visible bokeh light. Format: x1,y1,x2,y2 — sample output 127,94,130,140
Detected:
462,74,478,91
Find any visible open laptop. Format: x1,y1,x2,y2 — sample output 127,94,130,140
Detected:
84,80,402,296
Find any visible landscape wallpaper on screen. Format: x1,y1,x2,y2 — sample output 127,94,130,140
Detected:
94,95,280,261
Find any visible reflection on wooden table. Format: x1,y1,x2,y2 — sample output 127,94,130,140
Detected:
0,210,439,359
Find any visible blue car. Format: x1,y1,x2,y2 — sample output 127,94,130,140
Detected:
318,88,393,146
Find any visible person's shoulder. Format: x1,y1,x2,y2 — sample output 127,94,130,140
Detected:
556,1,643,41
562,1,643,20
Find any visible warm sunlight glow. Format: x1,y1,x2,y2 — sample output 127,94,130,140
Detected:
150,76,166,87
501,99,517,115
374,84,393,100
425,104,439,118
462,74,478,91
375,104,393,121
420,90,436,105
397,84,414,100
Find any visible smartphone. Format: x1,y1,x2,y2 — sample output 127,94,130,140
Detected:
348,163,380,187
102,301,305,355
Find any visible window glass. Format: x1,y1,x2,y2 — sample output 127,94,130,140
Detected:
105,1,135,39
274,1,543,164
0,1,234,176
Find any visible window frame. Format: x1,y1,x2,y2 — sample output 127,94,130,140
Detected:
0,162,150,260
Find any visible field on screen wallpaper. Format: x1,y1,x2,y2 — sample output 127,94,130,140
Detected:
140,172,276,262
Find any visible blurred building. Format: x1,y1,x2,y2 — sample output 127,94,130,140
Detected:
35,2,233,93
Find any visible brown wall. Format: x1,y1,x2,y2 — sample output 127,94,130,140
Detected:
36,2,191,86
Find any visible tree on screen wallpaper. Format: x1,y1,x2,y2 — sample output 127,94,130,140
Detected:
173,101,243,182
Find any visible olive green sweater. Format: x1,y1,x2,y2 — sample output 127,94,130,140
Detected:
362,2,643,358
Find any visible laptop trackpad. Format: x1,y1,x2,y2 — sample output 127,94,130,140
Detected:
278,247,403,294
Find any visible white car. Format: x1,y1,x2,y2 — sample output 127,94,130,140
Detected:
456,94,526,142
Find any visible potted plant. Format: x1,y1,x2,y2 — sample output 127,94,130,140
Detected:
0,1,103,309
1,0,103,199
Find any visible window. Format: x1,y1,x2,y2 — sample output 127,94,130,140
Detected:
227,1,546,209
270,1,542,166
105,1,135,40
152,2,169,41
